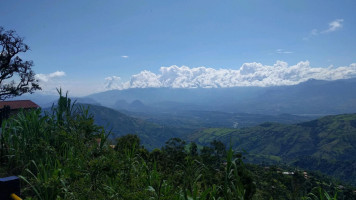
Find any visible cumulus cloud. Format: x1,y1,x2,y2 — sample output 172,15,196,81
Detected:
104,76,130,90
33,71,67,95
322,19,344,33
105,76,121,89
104,61,356,90
121,55,129,58
35,71,66,82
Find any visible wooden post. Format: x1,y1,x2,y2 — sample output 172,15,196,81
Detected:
0,176,20,200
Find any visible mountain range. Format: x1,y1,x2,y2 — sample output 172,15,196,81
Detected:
87,78,356,115
12,78,356,116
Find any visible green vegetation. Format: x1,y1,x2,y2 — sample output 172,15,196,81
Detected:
0,93,355,199
189,114,356,185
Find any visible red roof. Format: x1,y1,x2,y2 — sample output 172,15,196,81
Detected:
0,100,39,110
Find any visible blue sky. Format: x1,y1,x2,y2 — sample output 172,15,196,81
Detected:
1,0,355,96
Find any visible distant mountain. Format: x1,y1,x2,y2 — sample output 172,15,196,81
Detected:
189,113,356,185
237,78,356,114
87,86,264,111
87,78,356,115
114,99,152,112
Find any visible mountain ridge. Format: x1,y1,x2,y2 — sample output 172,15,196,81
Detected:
87,78,356,115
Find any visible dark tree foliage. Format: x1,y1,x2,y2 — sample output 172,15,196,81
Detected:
0,27,40,100
189,142,198,157
162,137,186,160
210,140,227,160
115,134,141,151
201,140,227,168
161,138,187,176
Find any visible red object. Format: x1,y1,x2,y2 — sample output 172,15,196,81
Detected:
0,100,39,110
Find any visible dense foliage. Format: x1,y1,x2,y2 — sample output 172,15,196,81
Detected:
0,93,355,199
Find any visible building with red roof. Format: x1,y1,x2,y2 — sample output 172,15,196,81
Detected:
0,100,39,110
0,100,40,124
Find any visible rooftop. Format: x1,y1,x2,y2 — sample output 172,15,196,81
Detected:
0,100,39,110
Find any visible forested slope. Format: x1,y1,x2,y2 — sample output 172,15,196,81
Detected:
190,114,356,185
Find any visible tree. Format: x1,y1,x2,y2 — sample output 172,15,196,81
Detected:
115,134,141,151
0,27,40,100
189,142,198,157
161,138,187,168
162,138,186,159
201,140,226,168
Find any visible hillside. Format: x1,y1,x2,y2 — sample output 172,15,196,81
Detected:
125,110,315,129
79,103,315,148
81,104,184,149
189,113,356,185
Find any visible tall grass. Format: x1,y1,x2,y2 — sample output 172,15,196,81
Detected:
0,91,107,199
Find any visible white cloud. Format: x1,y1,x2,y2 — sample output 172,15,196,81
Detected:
104,76,131,90
276,49,293,54
121,55,129,58
105,76,121,89
304,19,344,40
104,62,356,90
322,19,344,33
33,71,67,95
35,71,66,82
